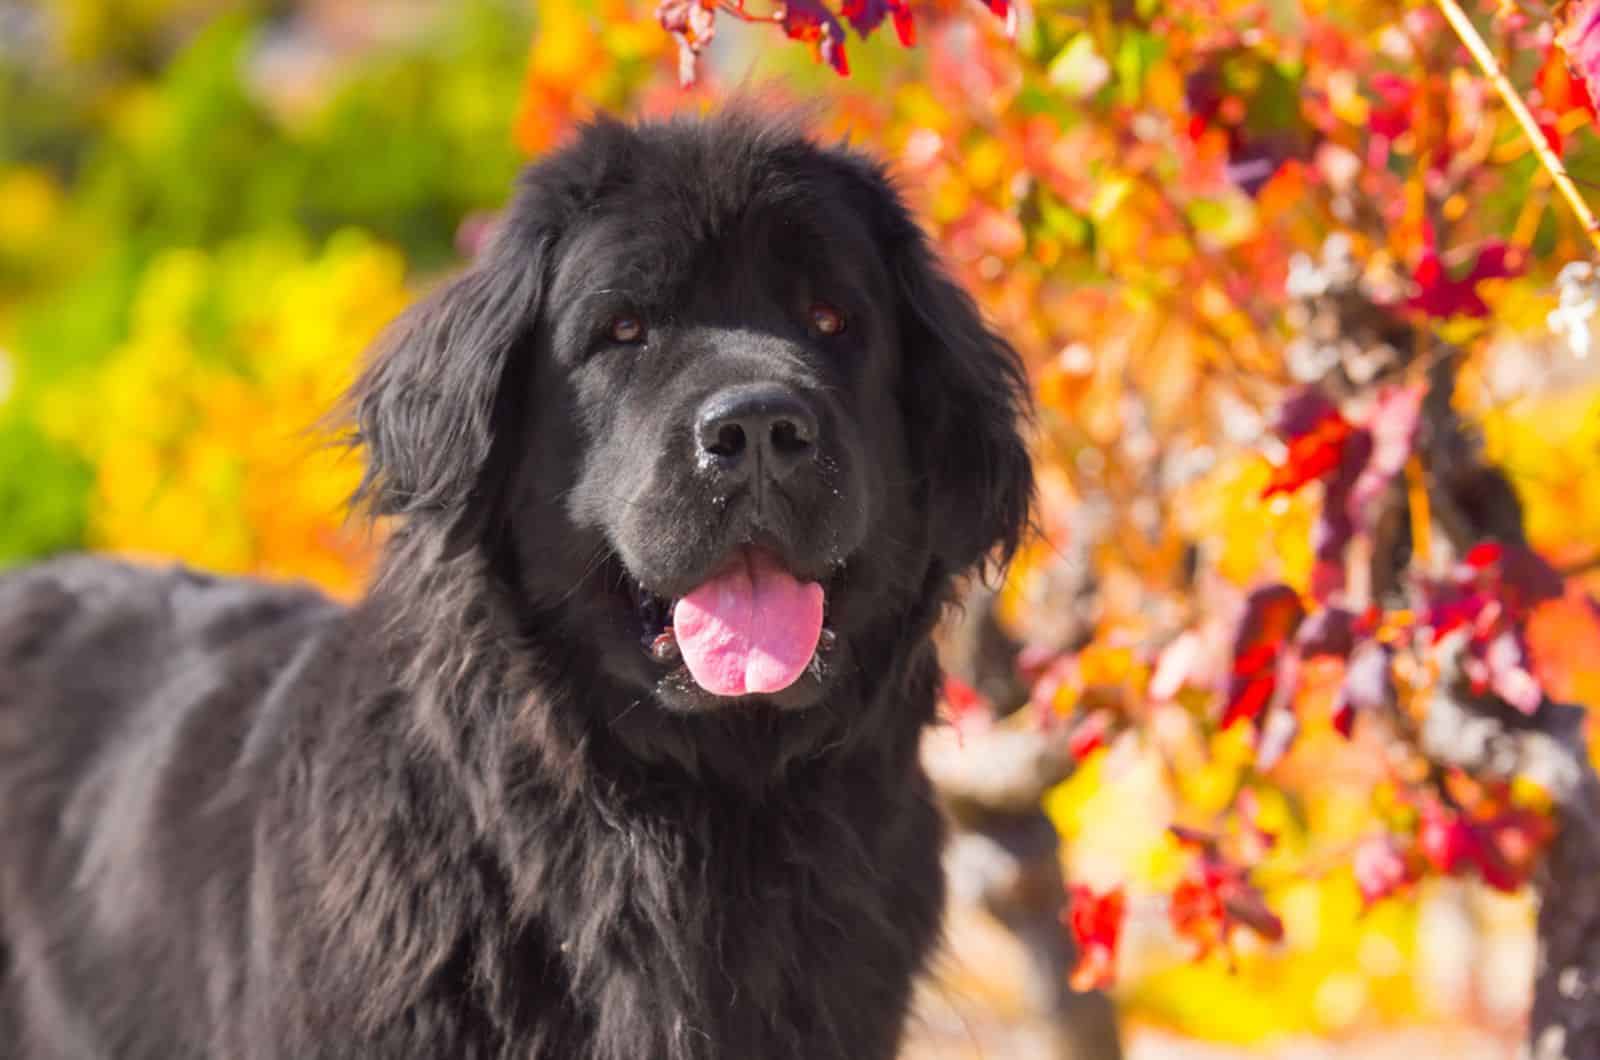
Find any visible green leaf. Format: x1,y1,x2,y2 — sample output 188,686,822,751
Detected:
1048,33,1110,100
1188,193,1259,248
0,413,92,568
1114,30,1167,107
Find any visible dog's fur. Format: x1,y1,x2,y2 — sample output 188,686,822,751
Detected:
0,112,1032,1059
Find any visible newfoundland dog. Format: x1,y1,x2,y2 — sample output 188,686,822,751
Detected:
0,110,1032,1059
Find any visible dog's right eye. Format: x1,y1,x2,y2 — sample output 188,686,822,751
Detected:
609,315,646,345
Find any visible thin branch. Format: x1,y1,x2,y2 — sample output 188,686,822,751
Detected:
1434,0,1600,256
717,1,783,23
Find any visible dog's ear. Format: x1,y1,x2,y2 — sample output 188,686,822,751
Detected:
347,226,549,544
893,231,1035,579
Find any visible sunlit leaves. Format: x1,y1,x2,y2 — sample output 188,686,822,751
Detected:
1353,834,1418,906
1405,241,1522,319
1557,0,1600,111
657,0,718,83
780,0,851,76
1167,827,1285,961
1065,885,1127,990
663,0,1012,84
1221,584,1305,729
622,3,1600,1015
1261,388,1355,499
841,0,916,46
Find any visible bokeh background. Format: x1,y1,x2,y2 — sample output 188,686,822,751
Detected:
7,1,1600,1057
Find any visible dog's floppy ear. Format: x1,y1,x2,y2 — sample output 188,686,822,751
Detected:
347,227,548,542
894,231,1035,578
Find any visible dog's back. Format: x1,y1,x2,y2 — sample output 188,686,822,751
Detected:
0,557,341,1058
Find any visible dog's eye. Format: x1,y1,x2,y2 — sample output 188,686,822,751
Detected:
809,303,845,337
609,316,646,344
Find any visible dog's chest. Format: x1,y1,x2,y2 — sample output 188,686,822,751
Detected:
510,784,945,1060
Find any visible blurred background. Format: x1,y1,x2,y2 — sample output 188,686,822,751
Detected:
8,1,1600,1057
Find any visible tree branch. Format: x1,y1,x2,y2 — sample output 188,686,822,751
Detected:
1434,0,1600,256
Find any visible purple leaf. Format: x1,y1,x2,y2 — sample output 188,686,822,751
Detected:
782,0,851,76
840,0,915,45
1270,386,1341,440
1296,607,1357,659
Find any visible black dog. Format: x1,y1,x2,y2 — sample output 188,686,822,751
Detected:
0,110,1032,1060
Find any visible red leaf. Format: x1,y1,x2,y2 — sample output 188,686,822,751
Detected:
1369,73,1416,140
1330,696,1356,738
782,0,851,76
1309,557,1346,604
1558,0,1600,112
1222,675,1274,728
1465,541,1504,570
840,0,915,46
1418,801,1478,875
1475,808,1556,891
1068,709,1115,761
1169,850,1283,958
1233,641,1277,677
1222,586,1305,729
892,3,915,46
1169,874,1227,958
980,0,1016,36
1065,886,1126,990
1262,393,1356,498
1423,588,1491,644
1233,585,1308,657
1541,39,1599,122
941,674,993,732
1405,241,1522,319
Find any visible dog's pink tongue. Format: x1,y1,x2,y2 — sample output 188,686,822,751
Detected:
672,550,824,697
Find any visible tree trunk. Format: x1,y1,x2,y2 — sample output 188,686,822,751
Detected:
1528,774,1600,1060
927,585,1123,1060
1411,348,1600,1060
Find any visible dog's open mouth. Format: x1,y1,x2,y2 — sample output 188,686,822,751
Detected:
628,547,836,697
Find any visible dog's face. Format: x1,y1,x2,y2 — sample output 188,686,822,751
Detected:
352,113,1031,719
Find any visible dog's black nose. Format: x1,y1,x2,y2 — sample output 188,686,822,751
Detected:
695,384,818,479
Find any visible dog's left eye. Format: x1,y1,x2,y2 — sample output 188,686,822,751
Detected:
609,316,646,344
809,302,846,337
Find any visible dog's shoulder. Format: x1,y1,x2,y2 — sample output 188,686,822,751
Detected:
0,555,349,832
0,555,338,673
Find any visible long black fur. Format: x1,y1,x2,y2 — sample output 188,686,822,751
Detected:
0,111,1033,1060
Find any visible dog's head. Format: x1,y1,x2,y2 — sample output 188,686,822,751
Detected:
351,111,1031,721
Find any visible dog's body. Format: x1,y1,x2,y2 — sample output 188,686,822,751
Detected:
0,113,1031,1059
